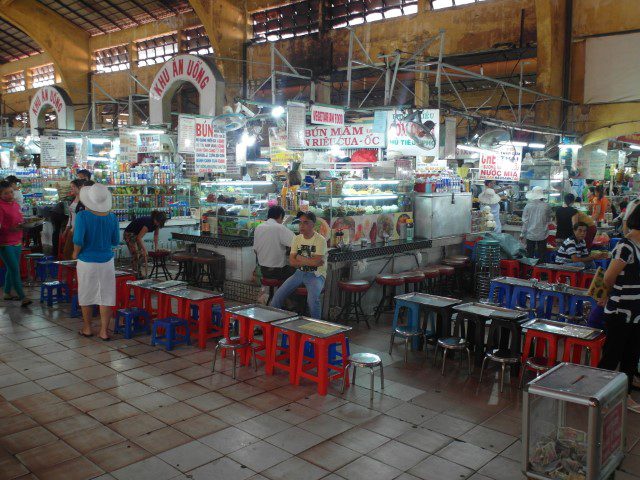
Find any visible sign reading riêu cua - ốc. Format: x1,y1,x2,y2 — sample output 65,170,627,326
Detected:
305,124,384,149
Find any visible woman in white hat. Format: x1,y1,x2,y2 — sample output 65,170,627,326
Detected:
521,186,552,260
478,180,503,233
72,183,120,341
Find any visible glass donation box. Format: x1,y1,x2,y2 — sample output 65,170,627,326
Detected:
523,363,627,480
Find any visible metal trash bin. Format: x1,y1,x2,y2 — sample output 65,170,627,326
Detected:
523,363,627,480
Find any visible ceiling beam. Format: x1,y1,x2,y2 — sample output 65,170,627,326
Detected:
100,0,142,27
129,0,160,21
56,0,110,34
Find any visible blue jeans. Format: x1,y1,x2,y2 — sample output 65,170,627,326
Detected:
561,261,595,269
270,269,325,319
0,245,24,299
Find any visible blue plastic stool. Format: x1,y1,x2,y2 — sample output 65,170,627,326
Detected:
594,258,610,270
488,281,512,307
114,308,152,339
190,304,223,327
392,298,422,349
536,291,566,319
546,250,557,264
568,294,598,317
36,260,54,282
151,317,190,351
40,281,70,306
609,238,622,252
70,294,81,318
509,286,537,313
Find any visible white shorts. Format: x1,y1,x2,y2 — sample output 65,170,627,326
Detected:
77,259,116,306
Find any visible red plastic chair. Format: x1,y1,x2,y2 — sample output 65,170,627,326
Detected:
562,334,606,367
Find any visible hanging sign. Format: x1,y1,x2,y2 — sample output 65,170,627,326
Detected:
286,102,306,149
444,116,457,159
40,136,67,167
310,105,345,126
29,86,75,136
387,109,440,157
119,127,138,163
149,54,225,124
269,127,302,165
138,134,161,154
479,144,523,181
580,141,608,179
305,124,384,149
194,118,226,173
74,137,88,165
177,115,196,153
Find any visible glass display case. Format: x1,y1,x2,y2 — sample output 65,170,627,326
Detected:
198,180,277,237
108,182,192,223
516,162,566,210
523,363,627,480
300,179,414,246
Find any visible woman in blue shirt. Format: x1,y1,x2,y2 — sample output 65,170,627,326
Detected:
72,183,120,341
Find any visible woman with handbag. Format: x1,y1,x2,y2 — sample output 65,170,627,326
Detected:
598,205,640,413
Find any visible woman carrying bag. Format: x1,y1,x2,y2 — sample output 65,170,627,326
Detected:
73,183,120,341
598,205,640,413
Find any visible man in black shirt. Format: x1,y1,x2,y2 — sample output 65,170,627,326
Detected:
555,193,578,243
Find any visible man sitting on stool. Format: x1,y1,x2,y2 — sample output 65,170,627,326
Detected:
271,211,326,319
555,222,607,269
253,206,295,280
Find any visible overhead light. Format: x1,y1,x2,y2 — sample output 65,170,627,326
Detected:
457,144,492,155
271,106,285,118
528,143,545,149
629,144,640,150
133,129,165,135
241,130,256,146
499,141,528,147
560,143,582,149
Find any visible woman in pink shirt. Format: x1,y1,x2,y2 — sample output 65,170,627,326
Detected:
0,181,30,306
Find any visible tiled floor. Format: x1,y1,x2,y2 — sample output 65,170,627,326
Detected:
2,289,640,480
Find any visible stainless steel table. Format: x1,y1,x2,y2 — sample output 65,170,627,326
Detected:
271,316,352,338
394,292,461,339
521,318,603,340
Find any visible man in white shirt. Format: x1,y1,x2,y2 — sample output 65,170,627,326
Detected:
254,206,295,280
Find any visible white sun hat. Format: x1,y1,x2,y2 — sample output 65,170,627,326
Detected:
79,183,112,213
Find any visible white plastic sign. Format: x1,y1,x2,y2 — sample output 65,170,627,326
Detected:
479,145,523,181
40,136,67,167
305,124,384,149
310,105,345,126
194,118,226,173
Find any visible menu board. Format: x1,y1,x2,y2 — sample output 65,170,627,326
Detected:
194,117,226,173
119,127,138,163
177,115,196,153
40,136,67,167
138,134,161,154
286,101,306,149
269,126,302,165
479,144,523,181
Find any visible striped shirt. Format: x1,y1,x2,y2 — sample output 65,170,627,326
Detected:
604,239,640,324
555,237,589,264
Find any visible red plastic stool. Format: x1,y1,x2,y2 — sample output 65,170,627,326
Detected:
181,296,225,349
562,334,606,367
20,248,32,280
520,330,560,387
421,267,440,293
57,263,77,295
373,274,406,323
294,333,349,395
532,265,556,282
115,273,135,310
130,284,157,316
556,270,580,287
268,326,300,382
580,272,596,289
261,277,284,305
500,259,520,278
400,271,425,293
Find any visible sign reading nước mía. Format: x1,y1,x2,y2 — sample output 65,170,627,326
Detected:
479,145,523,181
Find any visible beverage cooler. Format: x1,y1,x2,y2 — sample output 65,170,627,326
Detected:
523,363,627,480
413,192,472,239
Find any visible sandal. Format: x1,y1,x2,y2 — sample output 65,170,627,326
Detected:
98,336,111,342
20,299,32,307
78,331,94,338
4,295,19,301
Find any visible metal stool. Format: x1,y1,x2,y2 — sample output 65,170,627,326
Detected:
478,317,522,392
261,277,284,305
373,274,405,323
435,265,455,294
421,267,440,293
434,314,471,376
336,280,370,328
342,352,384,401
389,326,424,364
400,271,425,294
211,337,256,379
172,253,194,281
149,251,171,279
25,253,45,286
